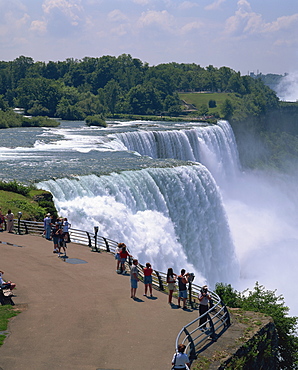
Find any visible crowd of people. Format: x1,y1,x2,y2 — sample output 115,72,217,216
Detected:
114,243,212,369
43,213,71,257
1,213,211,369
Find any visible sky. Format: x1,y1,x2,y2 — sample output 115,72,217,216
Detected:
0,0,297,75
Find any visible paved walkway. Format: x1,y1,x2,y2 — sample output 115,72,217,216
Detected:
0,232,198,370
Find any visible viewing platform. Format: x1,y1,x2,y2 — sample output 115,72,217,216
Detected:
0,226,232,370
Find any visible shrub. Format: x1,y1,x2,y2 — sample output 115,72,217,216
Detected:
85,114,107,127
215,282,298,369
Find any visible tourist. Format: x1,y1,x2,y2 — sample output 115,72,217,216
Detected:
115,242,123,272
167,267,177,305
0,270,16,290
177,269,189,309
130,259,139,299
171,344,190,370
0,208,4,232
43,213,52,240
198,285,211,330
51,224,60,253
62,217,71,243
57,227,67,257
143,262,153,297
5,209,14,233
119,244,130,274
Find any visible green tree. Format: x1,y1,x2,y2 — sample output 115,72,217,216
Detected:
215,282,298,369
85,114,107,127
55,97,85,120
221,98,234,119
16,77,61,116
103,79,120,115
128,83,162,115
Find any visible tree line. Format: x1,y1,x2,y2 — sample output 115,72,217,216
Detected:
0,54,279,121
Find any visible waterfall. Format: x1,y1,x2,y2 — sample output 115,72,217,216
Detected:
110,120,241,183
38,164,239,287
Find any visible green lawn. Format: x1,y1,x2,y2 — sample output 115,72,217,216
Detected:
0,305,19,346
179,92,237,115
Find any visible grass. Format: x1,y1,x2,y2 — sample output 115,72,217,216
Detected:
178,92,238,116
0,188,56,221
0,305,20,346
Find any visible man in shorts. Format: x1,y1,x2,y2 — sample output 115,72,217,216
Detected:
177,269,189,309
130,259,139,299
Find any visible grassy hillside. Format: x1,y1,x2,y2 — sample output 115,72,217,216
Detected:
179,92,238,117
0,186,57,221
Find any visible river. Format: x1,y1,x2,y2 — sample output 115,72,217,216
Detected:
1,118,297,315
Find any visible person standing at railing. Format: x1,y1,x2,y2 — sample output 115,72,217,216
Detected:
52,224,61,254
198,285,211,330
167,268,177,305
5,209,14,233
171,344,190,370
115,243,124,272
62,217,71,243
177,269,189,309
130,259,139,299
44,213,52,240
119,244,130,274
0,208,4,232
142,262,153,297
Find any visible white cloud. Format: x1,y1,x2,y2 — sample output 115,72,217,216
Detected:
225,0,298,37
137,10,173,30
42,0,84,25
263,14,298,33
205,0,226,11
108,9,129,22
178,1,199,10
110,24,130,37
180,21,203,34
30,20,47,34
132,0,150,4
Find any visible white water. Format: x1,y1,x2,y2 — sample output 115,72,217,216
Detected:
110,120,240,185
38,165,239,287
23,118,297,315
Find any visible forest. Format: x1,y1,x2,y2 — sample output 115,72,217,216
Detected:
0,54,280,121
1,54,298,171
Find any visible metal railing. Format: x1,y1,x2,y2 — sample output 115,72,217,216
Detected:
10,218,231,361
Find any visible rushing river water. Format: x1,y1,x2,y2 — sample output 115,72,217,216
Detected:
1,119,298,315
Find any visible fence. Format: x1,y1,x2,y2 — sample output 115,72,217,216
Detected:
9,218,231,361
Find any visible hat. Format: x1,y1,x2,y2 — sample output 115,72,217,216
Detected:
47,213,51,216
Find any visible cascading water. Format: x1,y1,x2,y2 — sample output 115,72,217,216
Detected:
110,120,241,184
38,164,239,287
1,118,297,314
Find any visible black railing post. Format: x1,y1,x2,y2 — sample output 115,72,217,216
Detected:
206,313,217,342
155,271,164,291
17,212,22,235
222,300,231,327
183,327,196,361
103,237,110,252
86,231,92,249
23,221,29,234
92,226,100,252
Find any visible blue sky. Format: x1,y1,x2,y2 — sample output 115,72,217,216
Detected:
0,0,297,75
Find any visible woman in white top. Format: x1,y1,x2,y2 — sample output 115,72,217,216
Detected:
5,209,14,233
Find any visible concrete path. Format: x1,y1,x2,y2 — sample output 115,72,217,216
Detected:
0,232,198,370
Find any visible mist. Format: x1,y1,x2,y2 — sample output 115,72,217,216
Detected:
221,166,298,317
277,72,298,102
